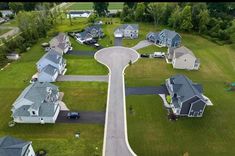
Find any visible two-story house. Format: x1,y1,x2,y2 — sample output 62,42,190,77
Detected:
114,24,139,39
49,33,72,55
165,75,210,117
11,82,61,123
146,29,181,48
0,136,35,156
36,49,67,82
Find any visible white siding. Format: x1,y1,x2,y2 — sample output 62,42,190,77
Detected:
172,54,196,70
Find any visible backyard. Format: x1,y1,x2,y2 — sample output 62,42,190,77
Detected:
125,31,235,155
67,2,124,10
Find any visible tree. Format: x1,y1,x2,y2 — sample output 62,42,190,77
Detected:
88,14,97,23
191,3,207,31
180,5,193,31
168,5,181,29
121,5,134,22
135,3,145,22
162,3,177,25
9,2,24,14
93,2,109,17
198,9,210,33
147,3,166,28
23,2,37,11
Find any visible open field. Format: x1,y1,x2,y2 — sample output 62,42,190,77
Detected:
125,27,235,155
0,37,107,155
67,2,124,10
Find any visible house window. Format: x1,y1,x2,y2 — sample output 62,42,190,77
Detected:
184,59,187,62
32,111,35,115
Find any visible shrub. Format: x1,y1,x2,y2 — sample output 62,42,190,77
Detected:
166,95,171,103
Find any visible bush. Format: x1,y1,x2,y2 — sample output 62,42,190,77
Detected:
166,95,171,103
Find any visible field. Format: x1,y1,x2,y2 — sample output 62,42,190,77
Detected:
67,2,124,10
0,35,107,155
125,28,235,155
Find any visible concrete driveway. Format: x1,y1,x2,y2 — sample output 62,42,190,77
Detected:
95,46,139,156
56,111,105,124
57,75,109,82
114,37,123,46
131,40,153,50
126,85,168,96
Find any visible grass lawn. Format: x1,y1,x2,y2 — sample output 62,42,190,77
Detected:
2,19,18,27
64,55,108,75
67,2,124,10
0,28,11,36
0,37,106,155
70,36,96,51
125,28,235,155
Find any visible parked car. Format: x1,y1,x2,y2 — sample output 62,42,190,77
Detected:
44,47,51,52
30,78,38,83
84,39,97,45
140,54,149,58
152,52,165,58
67,112,80,119
94,43,100,48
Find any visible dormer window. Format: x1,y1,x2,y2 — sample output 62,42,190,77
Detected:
32,111,35,115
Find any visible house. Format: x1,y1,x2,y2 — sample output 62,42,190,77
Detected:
36,49,67,77
6,53,20,60
67,10,92,18
114,24,139,39
0,10,13,18
11,82,61,123
75,25,104,43
146,29,181,48
49,32,72,55
167,46,200,70
0,17,5,24
0,136,35,156
165,75,212,117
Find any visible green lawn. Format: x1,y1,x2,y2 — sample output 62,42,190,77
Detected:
70,36,96,51
0,37,106,155
125,29,235,155
0,28,11,36
64,55,108,75
67,2,124,10
137,45,168,54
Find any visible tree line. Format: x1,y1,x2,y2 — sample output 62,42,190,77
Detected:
119,2,235,44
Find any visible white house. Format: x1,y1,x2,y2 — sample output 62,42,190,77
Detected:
0,10,13,18
114,24,139,39
167,46,200,70
37,64,59,82
11,82,61,124
49,33,72,55
67,10,92,18
0,136,35,156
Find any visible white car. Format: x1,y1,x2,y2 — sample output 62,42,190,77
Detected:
152,52,165,58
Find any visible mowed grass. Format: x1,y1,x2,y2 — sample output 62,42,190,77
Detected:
67,2,124,10
125,29,235,155
64,55,108,75
0,37,107,155
0,28,11,36
137,44,168,54
70,36,96,51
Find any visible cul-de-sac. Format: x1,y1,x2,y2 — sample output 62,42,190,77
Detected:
0,2,235,156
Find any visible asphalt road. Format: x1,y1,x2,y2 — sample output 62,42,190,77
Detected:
95,47,139,156
56,111,105,124
114,37,123,46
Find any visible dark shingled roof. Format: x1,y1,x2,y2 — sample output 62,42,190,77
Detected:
0,136,31,156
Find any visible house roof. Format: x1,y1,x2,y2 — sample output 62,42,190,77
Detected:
37,49,63,66
174,46,195,58
68,10,91,14
116,24,139,31
169,75,204,105
161,29,181,40
41,64,58,76
0,136,31,156
12,82,59,117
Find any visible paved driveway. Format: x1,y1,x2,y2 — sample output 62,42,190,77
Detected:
56,111,105,124
95,46,139,156
131,40,153,50
57,75,109,82
114,37,123,46
67,50,96,56
126,85,168,96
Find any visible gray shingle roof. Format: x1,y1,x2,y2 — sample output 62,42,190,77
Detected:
37,49,62,66
161,29,181,40
174,46,195,58
0,136,31,156
116,24,139,31
12,82,59,117
41,64,58,76
169,75,204,104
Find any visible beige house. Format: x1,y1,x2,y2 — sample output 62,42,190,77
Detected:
167,46,200,70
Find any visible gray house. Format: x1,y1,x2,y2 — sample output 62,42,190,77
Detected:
11,82,61,123
165,75,208,117
114,24,139,39
0,136,35,156
75,24,104,43
146,29,181,48
49,32,72,55
36,49,66,82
